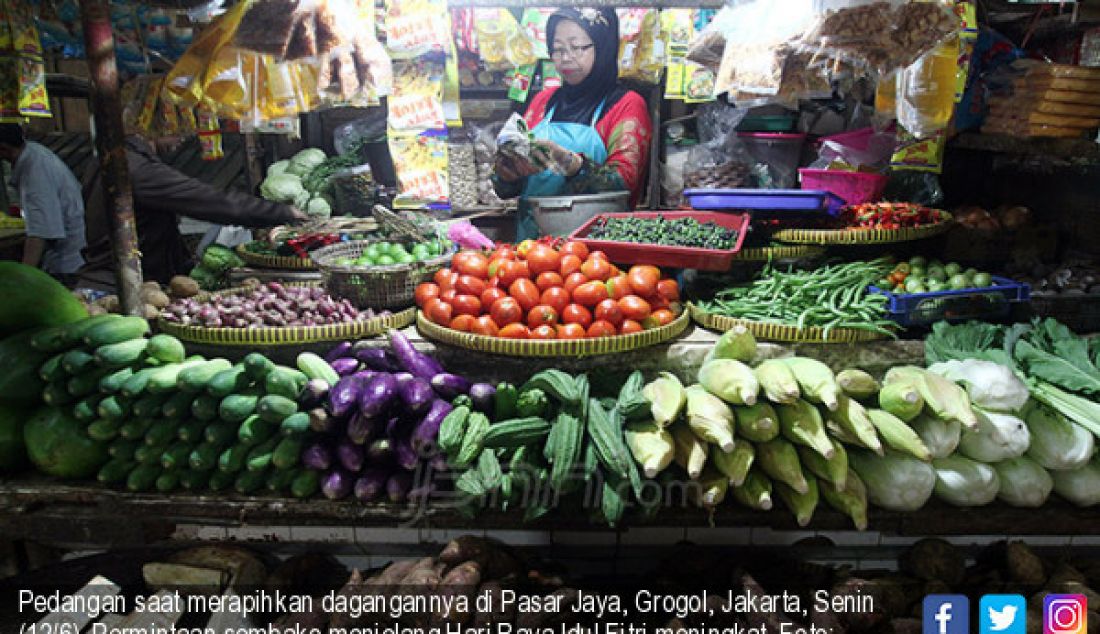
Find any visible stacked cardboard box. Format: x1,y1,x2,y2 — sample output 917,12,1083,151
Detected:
984,62,1100,138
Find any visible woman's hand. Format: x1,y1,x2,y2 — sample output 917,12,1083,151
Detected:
531,140,581,176
494,154,541,182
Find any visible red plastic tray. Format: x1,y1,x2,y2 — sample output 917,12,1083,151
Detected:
568,211,750,271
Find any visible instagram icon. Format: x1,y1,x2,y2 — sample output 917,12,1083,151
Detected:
1044,595,1087,634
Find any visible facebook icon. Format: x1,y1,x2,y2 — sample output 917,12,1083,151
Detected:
925,595,970,634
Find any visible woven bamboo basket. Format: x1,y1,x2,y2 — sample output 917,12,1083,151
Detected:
417,308,691,357
730,245,827,262
311,240,454,310
157,284,415,345
772,217,953,245
689,304,891,344
235,243,317,270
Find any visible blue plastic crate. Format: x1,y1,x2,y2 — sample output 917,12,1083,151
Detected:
868,276,1031,327
683,188,846,217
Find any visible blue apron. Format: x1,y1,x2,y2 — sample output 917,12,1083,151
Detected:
517,99,609,241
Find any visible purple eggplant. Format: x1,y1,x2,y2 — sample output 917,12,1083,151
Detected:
330,357,360,377
359,373,398,419
384,415,403,440
308,407,336,434
356,348,401,373
346,412,376,445
352,369,377,383
322,469,353,500
301,442,333,471
299,379,330,409
325,341,354,363
392,436,419,471
354,468,389,502
386,472,413,503
399,377,435,416
366,438,395,465
412,399,453,455
430,373,472,399
327,375,362,418
389,330,444,380
393,372,415,390
469,383,496,414
336,440,366,473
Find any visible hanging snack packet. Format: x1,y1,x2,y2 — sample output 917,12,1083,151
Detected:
390,130,450,209
385,0,449,59
388,59,445,131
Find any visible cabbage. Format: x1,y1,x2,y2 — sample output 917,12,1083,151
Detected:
260,173,306,203
910,413,961,460
294,190,312,209
957,408,1030,463
933,455,1000,507
306,196,332,218
849,449,935,512
267,159,291,177
287,148,327,176
927,359,1030,413
994,456,1052,507
1024,401,1095,471
1051,457,1100,507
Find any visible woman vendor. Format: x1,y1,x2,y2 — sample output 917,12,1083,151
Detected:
494,7,653,240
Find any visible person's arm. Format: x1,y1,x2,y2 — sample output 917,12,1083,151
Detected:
127,149,300,228
16,156,67,268
564,92,653,200
22,236,47,267
491,91,555,200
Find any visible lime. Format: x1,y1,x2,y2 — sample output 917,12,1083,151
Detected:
910,265,926,278
398,254,416,264
390,244,410,258
949,274,970,290
945,263,962,277
377,255,397,266
905,277,926,293
973,272,993,287
928,267,947,283
412,244,431,261
908,256,927,268
927,280,945,292
964,268,979,279
365,244,383,260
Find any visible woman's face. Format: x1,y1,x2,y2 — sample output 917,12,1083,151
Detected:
550,19,596,86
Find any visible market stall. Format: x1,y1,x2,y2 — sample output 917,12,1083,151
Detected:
3,0,1100,627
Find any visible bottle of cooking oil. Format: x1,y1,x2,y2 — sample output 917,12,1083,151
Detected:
896,37,960,139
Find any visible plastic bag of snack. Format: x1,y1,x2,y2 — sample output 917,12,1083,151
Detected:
618,9,664,85
165,0,249,106
390,130,450,209
387,59,445,131
385,0,449,59
683,103,754,188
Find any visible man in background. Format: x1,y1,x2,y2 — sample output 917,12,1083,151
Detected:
0,123,86,285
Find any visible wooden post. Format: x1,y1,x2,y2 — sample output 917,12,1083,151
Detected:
79,0,143,315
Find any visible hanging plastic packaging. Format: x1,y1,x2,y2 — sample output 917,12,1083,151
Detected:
390,130,450,209
896,37,960,140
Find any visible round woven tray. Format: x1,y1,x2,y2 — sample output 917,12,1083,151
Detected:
689,304,890,344
312,240,454,311
730,245,827,262
772,218,953,245
417,308,691,357
235,243,317,270
157,285,415,346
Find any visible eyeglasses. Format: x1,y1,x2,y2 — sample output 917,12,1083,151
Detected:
550,43,594,60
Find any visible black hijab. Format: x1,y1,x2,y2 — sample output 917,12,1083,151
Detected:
545,8,627,126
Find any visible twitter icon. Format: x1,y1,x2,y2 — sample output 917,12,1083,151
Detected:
981,595,1027,634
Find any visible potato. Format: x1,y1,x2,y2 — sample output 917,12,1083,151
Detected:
142,281,161,293
87,304,108,316
141,289,171,309
97,295,120,313
169,275,200,298
142,304,160,320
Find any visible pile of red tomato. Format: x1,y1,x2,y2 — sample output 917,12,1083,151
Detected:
415,240,682,340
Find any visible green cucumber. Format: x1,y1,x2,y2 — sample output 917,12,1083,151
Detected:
108,437,141,461
189,441,223,472
73,394,105,423
234,468,267,494
220,393,260,424
243,353,275,380
87,418,121,442
95,338,150,369
176,419,207,444
296,352,338,386
120,367,158,398
32,314,118,352
67,368,112,398
39,354,66,382
218,444,249,473
280,412,310,436
97,395,132,422
42,381,73,406
246,437,280,471
147,358,205,394
85,315,149,348
61,349,96,375
264,367,308,400
191,394,219,421
134,441,171,465
144,420,178,447
237,415,275,445
118,418,152,441
126,463,161,491
207,469,235,492
160,442,194,470
162,392,195,419
99,366,134,394
178,359,232,393
290,470,321,498
133,393,170,419
267,468,299,493
155,469,181,493
179,469,210,491
97,458,135,485
146,334,186,364
207,365,249,398
257,395,297,424
203,421,238,447
272,435,304,470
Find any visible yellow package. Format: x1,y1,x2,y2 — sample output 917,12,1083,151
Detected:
0,1,42,56
662,9,695,101
473,9,531,70
196,106,223,161
158,84,180,136
618,9,663,85
387,59,445,131
684,63,716,104
165,0,250,107
386,0,449,59
177,105,197,136
202,47,251,117
137,77,163,133
390,131,450,209
442,39,463,128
